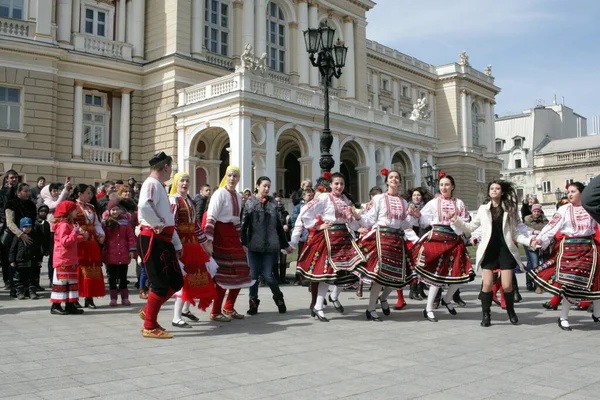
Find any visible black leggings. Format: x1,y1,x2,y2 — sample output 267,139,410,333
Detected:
106,264,128,290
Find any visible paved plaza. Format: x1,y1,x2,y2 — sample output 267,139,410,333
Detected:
1,267,600,400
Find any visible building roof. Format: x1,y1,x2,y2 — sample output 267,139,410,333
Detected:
536,135,600,154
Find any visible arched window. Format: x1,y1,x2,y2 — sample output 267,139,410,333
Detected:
204,0,230,56
471,103,479,146
266,2,285,72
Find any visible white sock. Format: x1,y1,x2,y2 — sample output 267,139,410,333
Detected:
594,300,600,318
173,297,183,323
315,282,329,310
331,285,342,301
369,283,383,310
182,301,190,314
426,286,440,312
560,302,570,326
380,286,394,302
443,284,460,304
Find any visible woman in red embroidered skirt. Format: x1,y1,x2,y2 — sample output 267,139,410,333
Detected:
169,172,216,328
528,182,600,331
412,175,473,322
204,166,253,322
290,172,364,322
71,184,105,309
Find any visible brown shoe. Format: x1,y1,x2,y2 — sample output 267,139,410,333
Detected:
209,313,232,322
139,309,165,330
139,289,148,299
142,328,174,339
223,309,245,319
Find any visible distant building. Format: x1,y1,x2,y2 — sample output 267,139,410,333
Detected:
495,103,587,200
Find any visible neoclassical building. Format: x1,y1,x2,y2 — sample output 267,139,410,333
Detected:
0,0,500,207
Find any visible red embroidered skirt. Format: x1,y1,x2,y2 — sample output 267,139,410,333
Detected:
180,240,216,310
411,225,472,287
212,222,253,289
77,240,105,298
355,226,414,288
530,236,600,300
55,265,78,281
296,224,362,286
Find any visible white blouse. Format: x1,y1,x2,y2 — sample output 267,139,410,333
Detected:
360,193,417,230
418,197,469,236
204,187,242,241
291,192,360,246
537,204,598,249
138,177,182,250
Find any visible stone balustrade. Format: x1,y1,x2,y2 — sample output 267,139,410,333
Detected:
72,33,133,61
83,145,122,164
0,17,34,39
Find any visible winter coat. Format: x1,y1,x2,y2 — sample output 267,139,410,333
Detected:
52,220,85,268
35,217,51,256
40,185,70,232
9,232,42,268
102,214,136,265
241,195,289,253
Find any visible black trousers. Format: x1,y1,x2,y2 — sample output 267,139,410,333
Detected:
106,264,129,290
137,235,183,297
14,267,36,294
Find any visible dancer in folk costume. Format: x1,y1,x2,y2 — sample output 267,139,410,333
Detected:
355,185,383,299
49,201,86,315
71,184,105,309
138,152,184,339
528,182,600,331
291,172,364,322
413,175,474,322
356,169,419,321
204,166,253,322
450,180,531,327
169,172,216,328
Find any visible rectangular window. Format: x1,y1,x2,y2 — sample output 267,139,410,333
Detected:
402,86,409,98
83,112,105,147
515,159,522,169
85,94,103,107
495,140,503,152
477,168,485,183
542,181,551,193
420,91,426,99
0,86,21,131
0,0,24,19
84,8,107,37
514,138,523,148
382,79,389,91
220,3,228,27
565,178,574,187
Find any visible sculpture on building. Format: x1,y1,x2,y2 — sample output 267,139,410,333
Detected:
484,64,493,77
458,50,470,67
237,44,267,74
410,97,431,121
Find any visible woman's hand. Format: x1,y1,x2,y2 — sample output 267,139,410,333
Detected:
203,241,213,257
283,224,289,232
97,234,105,245
83,231,89,240
447,210,456,222
285,246,294,254
319,222,332,231
469,237,480,246
20,234,33,245
129,251,135,260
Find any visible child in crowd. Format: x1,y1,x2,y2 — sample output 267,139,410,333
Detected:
102,200,136,306
9,217,43,299
35,204,51,290
50,201,86,315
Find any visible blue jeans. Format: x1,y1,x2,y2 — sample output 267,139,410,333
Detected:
139,263,148,289
247,251,282,300
525,248,539,288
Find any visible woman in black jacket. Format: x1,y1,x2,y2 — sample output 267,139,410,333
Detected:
241,176,293,316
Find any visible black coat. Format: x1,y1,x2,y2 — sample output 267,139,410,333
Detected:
582,175,600,224
241,196,289,253
195,195,208,222
9,233,42,268
0,184,16,231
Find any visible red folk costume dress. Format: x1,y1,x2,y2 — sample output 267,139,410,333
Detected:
291,192,364,286
356,193,417,288
169,193,216,310
74,201,106,298
528,203,600,302
412,197,473,287
204,187,252,289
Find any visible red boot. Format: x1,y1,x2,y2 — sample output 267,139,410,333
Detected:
394,289,406,310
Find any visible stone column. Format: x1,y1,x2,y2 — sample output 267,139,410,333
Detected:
266,118,277,192
413,151,421,187
343,16,355,99
119,90,131,164
242,0,255,51
383,144,391,170
297,0,309,86
312,129,321,183
412,84,419,103
57,0,72,44
35,0,53,42
392,80,399,115
191,0,204,57
254,0,267,56
371,71,379,109
460,89,468,152
308,2,319,87
230,113,253,191
73,81,83,159
490,101,496,151
126,0,133,43
71,0,80,33
428,90,436,135
288,22,298,83
117,0,126,42
367,141,376,190
132,0,145,61
466,93,472,147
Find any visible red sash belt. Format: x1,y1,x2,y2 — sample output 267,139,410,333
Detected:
139,225,176,263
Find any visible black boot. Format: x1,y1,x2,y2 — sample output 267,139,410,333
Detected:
247,298,260,315
50,303,68,315
418,282,427,299
453,288,466,306
273,293,287,314
512,273,522,303
279,264,289,284
480,291,492,327
65,302,84,314
505,291,518,325
84,297,96,309
409,282,422,300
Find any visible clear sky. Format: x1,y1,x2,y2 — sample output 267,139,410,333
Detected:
365,0,599,133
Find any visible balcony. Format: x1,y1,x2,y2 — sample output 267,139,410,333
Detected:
72,33,133,61
82,145,121,164
0,17,34,39
554,150,600,164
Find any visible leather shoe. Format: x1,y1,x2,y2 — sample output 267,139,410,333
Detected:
592,314,600,323
542,301,558,310
379,298,391,316
558,318,572,331
423,309,438,322
441,299,457,315
328,295,344,313
312,308,329,322
366,309,382,321
181,311,200,322
171,319,192,328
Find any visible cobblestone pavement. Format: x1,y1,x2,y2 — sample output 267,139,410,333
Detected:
1,267,600,400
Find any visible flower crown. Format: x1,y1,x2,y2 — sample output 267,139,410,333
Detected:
380,168,389,176
439,171,447,179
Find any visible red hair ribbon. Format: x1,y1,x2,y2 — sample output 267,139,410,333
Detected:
323,172,332,180
439,171,447,178
380,168,389,176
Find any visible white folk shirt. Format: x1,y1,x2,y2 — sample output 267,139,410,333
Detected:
359,193,417,231
291,192,360,246
418,197,469,236
169,193,208,244
537,204,598,250
138,176,182,250
204,187,242,241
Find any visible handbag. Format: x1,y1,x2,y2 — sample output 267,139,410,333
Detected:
0,227,15,249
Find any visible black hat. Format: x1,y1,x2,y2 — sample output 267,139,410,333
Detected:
128,176,136,181
37,204,50,212
149,152,168,166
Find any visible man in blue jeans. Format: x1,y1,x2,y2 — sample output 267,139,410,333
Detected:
523,204,548,291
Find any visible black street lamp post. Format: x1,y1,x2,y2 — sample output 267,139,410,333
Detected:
554,188,564,202
303,21,348,181
421,161,439,193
